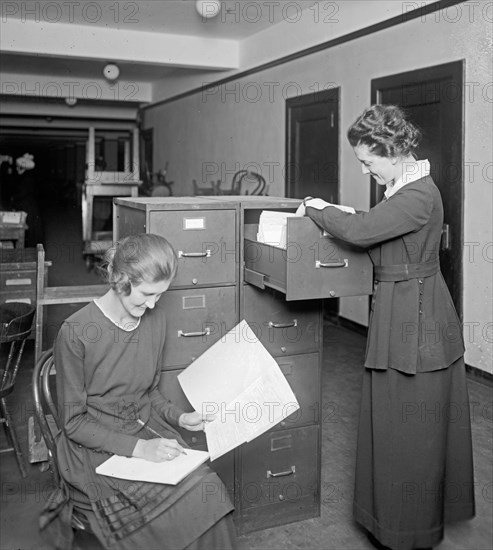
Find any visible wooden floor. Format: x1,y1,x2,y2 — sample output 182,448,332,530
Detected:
1,197,491,549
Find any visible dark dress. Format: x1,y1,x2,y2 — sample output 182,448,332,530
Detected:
41,301,236,550
306,175,475,550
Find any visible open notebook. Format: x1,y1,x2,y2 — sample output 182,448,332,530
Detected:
96,449,209,485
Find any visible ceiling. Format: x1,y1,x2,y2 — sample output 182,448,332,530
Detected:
1,1,318,83
5,0,295,38
0,0,319,139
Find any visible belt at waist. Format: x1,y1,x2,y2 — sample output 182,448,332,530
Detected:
374,259,440,282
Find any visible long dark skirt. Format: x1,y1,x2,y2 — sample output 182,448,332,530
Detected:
353,358,475,550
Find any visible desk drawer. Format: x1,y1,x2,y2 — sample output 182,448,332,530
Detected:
239,425,319,527
149,209,237,287
244,217,372,300
160,286,237,368
0,269,36,291
242,285,321,357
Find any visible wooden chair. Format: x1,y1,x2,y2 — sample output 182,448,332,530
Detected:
33,349,96,535
230,170,267,195
192,179,221,195
0,302,36,477
34,244,108,366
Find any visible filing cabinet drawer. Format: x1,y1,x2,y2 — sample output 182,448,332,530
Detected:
275,353,320,429
242,285,321,357
244,216,372,300
159,286,237,368
150,209,237,287
239,425,319,531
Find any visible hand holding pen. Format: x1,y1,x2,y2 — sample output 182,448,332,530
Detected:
136,419,187,461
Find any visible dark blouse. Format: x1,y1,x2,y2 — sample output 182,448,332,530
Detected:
306,176,464,374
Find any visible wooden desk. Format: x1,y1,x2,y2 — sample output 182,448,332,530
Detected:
0,223,28,248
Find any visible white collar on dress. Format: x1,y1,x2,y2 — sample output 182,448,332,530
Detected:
384,159,430,199
93,299,140,332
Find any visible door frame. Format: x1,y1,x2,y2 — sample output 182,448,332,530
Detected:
371,60,464,318
285,87,340,198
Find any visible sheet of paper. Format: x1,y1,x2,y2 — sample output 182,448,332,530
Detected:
257,211,297,249
95,449,209,485
178,320,300,461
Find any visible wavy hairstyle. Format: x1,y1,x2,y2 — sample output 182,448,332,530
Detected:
347,104,422,158
104,233,178,295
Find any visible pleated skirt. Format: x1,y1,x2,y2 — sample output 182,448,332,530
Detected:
353,358,475,550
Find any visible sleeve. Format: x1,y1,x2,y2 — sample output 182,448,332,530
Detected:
148,372,186,427
147,308,186,426
55,323,139,457
305,183,434,248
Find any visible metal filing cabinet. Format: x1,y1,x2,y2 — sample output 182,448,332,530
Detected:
114,197,238,495
114,195,372,535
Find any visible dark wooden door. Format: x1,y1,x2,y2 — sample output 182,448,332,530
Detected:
286,88,340,316
371,61,464,318
140,127,153,182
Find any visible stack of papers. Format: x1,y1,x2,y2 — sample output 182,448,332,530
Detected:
256,211,297,249
178,320,300,461
96,449,210,485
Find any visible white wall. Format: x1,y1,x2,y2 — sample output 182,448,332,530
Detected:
144,8,493,373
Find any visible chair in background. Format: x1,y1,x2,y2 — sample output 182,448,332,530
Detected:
192,179,221,195
33,348,97,536
230,170,268,196
0,302,36,478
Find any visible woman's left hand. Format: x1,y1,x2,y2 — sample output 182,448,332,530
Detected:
178,411,214,431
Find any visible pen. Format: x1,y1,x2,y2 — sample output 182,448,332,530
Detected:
137,419,187,455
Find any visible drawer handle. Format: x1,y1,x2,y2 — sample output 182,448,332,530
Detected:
6,278,32,286
267,466,296,478
178,250,212,258
178,327,211,337
268,319,297,329
315,259,348,269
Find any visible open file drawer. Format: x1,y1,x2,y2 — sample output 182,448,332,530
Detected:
244,216,372,301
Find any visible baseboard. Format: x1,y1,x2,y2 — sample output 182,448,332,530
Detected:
465,364,493,387
324,313,369,337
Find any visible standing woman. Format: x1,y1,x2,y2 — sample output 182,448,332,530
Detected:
297,105,475,550
41,233,236,550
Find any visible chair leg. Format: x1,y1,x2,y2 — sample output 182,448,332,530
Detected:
0,398,27,478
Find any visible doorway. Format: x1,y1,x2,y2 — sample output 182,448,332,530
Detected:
371,61,464,318
286,87,340,317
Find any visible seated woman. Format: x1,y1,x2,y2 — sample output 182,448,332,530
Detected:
42,233,236,550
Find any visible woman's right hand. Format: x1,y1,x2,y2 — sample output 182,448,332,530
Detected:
132,438,185,462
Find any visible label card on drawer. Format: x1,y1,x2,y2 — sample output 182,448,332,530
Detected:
182,295,206,309
178,320,300,461
183,217,205,230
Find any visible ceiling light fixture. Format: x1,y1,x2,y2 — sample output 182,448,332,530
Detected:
196,0,221,19
103,63,120,81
